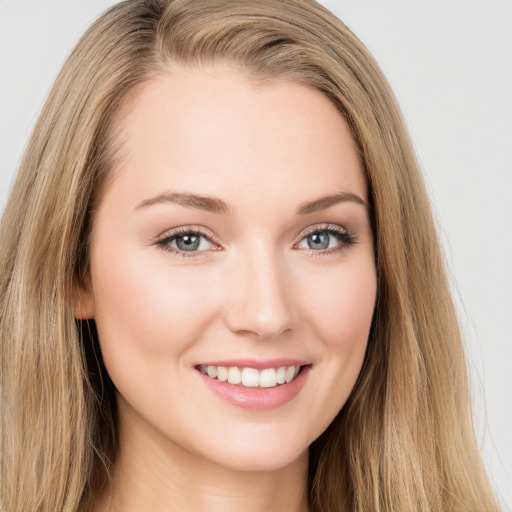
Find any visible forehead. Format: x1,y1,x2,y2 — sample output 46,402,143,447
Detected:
106,64,367,211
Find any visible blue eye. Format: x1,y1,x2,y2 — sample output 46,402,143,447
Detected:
296,227,356,253
155,225,356,258
156,229,216,255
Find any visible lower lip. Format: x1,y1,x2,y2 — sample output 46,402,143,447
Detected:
197,366,311,410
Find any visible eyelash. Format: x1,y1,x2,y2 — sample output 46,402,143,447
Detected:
296,225,358,257
154,224,357,259
154,227,220,258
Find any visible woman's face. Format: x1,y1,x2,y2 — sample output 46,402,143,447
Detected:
78,64,377,472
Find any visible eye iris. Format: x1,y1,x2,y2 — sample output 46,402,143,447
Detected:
307,232,330,250
176,234,200,251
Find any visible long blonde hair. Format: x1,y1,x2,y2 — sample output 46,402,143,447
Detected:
0,1,500,511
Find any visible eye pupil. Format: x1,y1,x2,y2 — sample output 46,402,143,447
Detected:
177,234,200,251
308,232,330,250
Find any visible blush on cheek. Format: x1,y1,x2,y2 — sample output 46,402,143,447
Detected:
306,275,376,347
91,249,223,360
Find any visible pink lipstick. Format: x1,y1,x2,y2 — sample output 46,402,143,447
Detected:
195,359,311,410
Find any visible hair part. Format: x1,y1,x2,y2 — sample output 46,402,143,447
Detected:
0,1,500,511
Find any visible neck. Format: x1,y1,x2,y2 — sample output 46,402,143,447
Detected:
97,399,310,512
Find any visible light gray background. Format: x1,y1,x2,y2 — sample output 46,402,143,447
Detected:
1,1,510,508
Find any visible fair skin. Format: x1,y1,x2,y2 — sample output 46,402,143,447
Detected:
76,64,377,512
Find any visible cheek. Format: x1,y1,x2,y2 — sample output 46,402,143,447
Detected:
303,255,376,392
300,258,377,350
89,247,220,372
289,256,376,441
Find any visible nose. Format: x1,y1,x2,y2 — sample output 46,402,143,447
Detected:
223,246,297,340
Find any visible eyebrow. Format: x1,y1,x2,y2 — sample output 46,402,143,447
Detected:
135,190,369,215
296,192,369,214
135,192,233,215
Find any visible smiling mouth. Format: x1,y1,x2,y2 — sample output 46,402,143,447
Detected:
197,364,306,389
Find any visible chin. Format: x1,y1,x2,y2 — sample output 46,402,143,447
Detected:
210,446,308,473
191,428,312,473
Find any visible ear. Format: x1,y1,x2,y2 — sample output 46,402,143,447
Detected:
74,273,95,319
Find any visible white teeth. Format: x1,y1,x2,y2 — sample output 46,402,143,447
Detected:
260,368,277,388
199,364,304,388
227,366,242,385
285,366,296,383
217,366,228,382
242,368,259,387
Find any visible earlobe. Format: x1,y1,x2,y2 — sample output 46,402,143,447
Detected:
74,274,95,319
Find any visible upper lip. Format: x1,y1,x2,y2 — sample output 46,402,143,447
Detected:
195,358,311,369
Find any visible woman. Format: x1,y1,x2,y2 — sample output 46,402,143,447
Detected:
0,1,501,511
